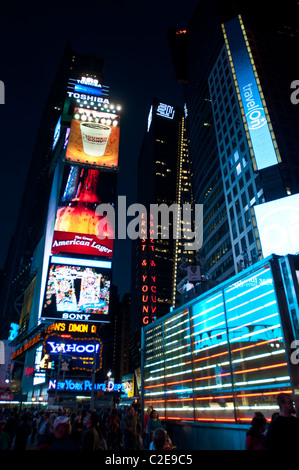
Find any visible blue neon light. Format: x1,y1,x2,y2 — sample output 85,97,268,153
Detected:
51,255,112,270
224,17,278,170
74,84,103,97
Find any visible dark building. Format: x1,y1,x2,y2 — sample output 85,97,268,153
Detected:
130,98,195,370
0,44,106,340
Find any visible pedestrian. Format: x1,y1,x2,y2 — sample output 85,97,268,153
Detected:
80,411,101,450
4,411,17,449
71,412,84,449
0,415,10,450
245,413,267,450
13,413,32,450
121,406,138,450
37,411,51,446
50,415,76,450
107,408,119,450
149,428,166,450
143,406,152,449
30,412,39,444
266,393,299,450
146,409,162,444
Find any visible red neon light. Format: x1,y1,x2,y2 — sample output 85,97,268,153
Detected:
234,362,287,375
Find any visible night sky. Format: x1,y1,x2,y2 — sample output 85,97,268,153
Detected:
0,0,199,297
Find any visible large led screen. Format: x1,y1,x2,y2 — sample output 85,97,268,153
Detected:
44,333,103,373
52,165,114,258
41,257,112,323
254,193,299,258
65,107,120,169
223,17,279,171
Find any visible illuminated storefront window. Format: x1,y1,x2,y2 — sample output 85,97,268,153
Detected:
143,257,294,424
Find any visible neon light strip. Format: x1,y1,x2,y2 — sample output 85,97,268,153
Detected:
229,323,281,343
225,267,270,294
191,319,226,338
226,289,274,314
191,312,225,335
230,337,283,354
164,310,188,326
192,301,224,322
196,418,236,423
227,303,277,328
51,255,112,269
228,311,278,334
233,362,287,375
146,366,288,392
164,317,189,333
164,325,190,340
234,376,290,387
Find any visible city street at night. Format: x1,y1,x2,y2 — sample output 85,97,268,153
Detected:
1,0,299,456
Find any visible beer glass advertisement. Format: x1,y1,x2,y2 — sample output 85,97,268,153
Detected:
41,257,111,323
65,107,120,170
52,165,115,258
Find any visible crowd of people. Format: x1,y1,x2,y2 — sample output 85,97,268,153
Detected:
245,393,299,451
0,404,175,451
2,392,297,451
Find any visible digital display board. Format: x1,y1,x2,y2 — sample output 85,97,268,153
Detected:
44,333,103,372
143,257,292,425
41,256,112,323
52,165,114,258
223,16,279,170
253,193,299,258
65,108,120,170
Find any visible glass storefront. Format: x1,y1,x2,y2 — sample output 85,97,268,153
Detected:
143,256,297,424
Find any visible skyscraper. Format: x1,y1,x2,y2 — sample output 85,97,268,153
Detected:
0,45,124,406
171,0,299,283
130,98,195,335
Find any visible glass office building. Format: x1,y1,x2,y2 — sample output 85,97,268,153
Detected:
142,254,299,427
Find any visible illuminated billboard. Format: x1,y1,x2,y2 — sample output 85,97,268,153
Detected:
41,256,112,323
121,374,134,398
52,165,114,258
44,333,103,372
65,107,120,170
143,257,291,425
253,193,299,258
223,16,280,171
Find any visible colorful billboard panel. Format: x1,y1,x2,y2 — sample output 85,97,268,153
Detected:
253,193,299,258
121,374,134,398
41,257,112,323
52,165,115,258
65,108,120,170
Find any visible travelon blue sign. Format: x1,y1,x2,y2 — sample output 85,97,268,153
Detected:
224,17,279,171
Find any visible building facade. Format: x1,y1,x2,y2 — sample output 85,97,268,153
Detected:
0,47,126,407
130,98,195,337
172,0,299,286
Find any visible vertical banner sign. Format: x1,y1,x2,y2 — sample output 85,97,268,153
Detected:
140,212,157,325
223,16,279,171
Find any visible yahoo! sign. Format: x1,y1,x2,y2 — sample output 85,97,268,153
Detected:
47,341,100,355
